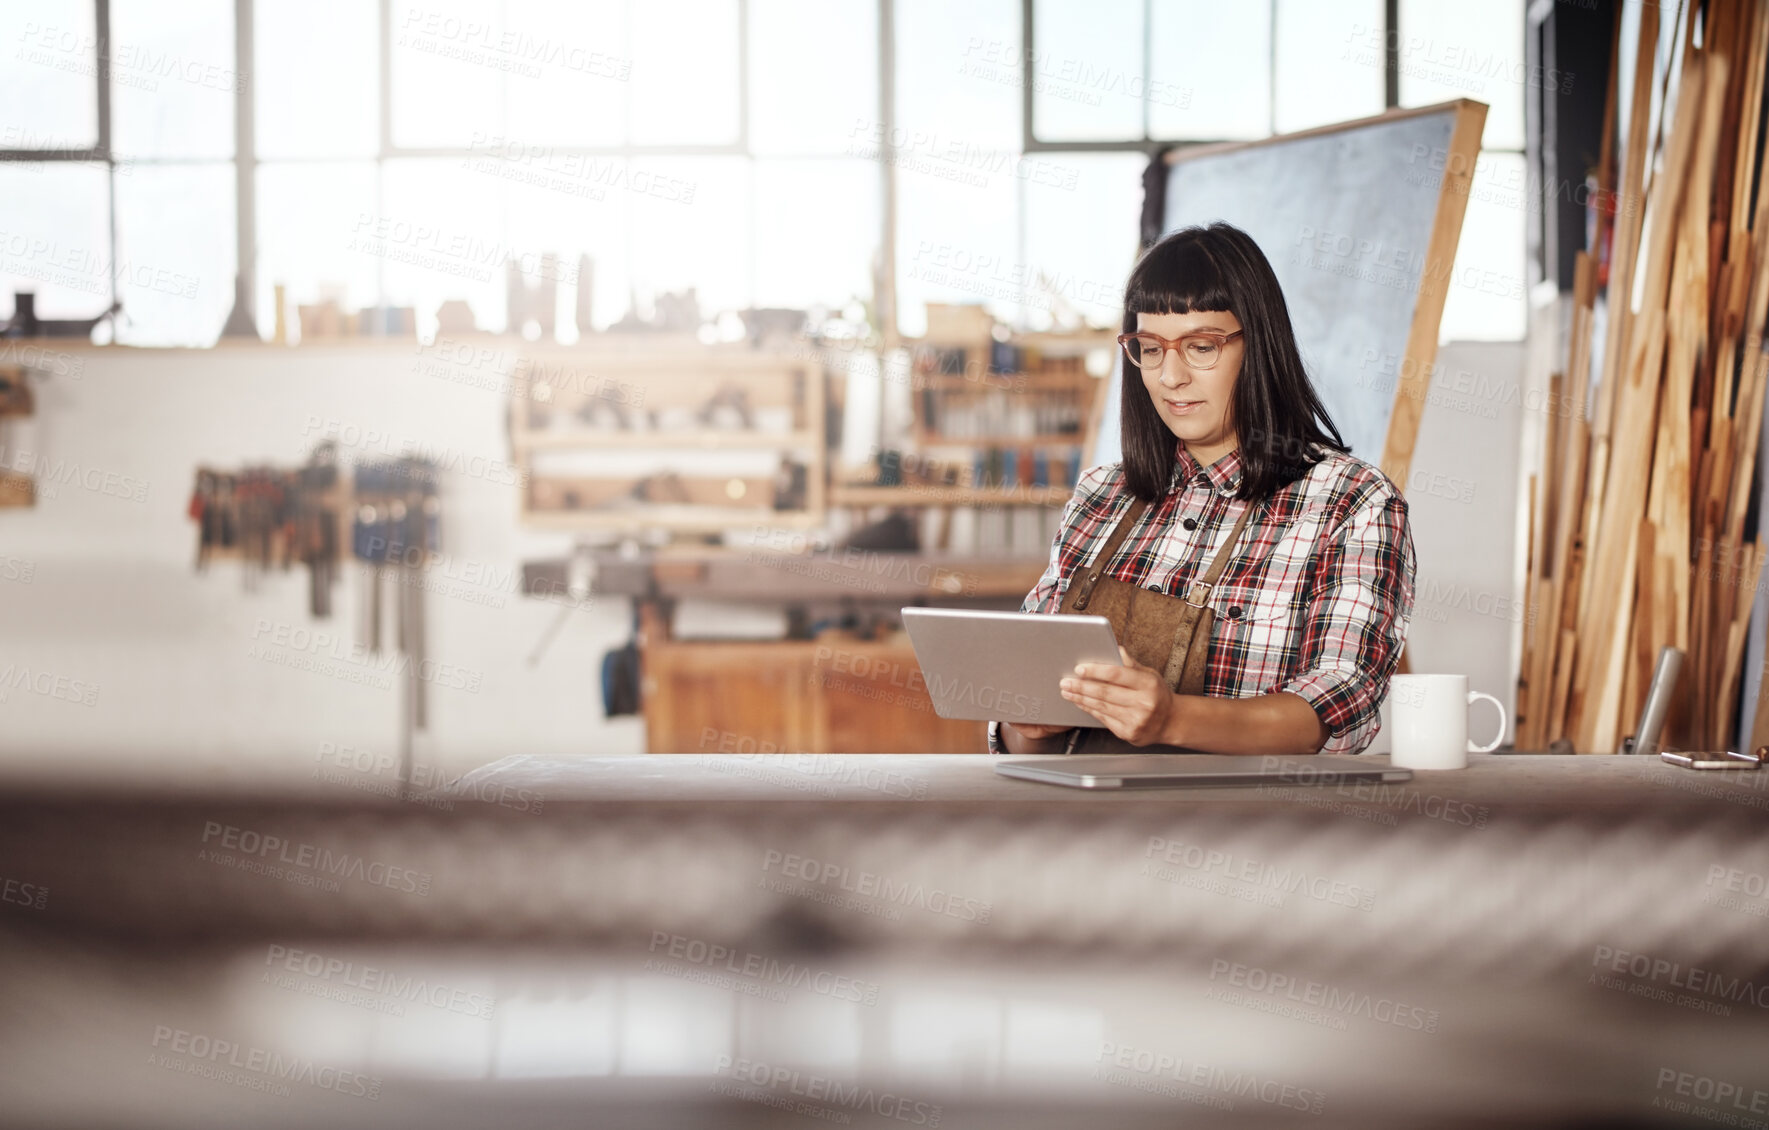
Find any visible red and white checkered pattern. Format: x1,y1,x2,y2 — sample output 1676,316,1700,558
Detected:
1022,442,1416,754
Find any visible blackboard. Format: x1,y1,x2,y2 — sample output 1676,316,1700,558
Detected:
1093,100,1488,485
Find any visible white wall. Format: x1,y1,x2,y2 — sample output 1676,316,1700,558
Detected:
0,342,643,786
1365,339,1529,754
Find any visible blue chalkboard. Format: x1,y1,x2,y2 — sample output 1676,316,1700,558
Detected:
1094,101,1484,474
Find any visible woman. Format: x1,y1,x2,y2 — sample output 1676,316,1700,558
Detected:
991,222,1415,757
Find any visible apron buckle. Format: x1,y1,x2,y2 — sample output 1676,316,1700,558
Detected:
1184,581,1213,608
1074,572,1100,609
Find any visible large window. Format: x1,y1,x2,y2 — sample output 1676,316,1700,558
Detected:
0,0,238,343
256,0,870,342
1015,0,1526,341
0,0,1527,346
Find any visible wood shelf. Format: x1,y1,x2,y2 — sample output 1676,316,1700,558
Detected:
905,329,1116,348
911,432,1088,447
910,371,1098,389
830,484,1073,506
868,328,1111,550
517,428,820,451
509,343,828,534
524,506,826,531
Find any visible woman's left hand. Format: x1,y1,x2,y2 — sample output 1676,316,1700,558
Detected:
1059,646,1180,746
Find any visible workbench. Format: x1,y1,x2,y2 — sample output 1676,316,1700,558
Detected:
530,546,1050,753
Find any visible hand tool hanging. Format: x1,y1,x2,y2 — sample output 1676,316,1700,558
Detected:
187,445,341,616
296,443,341,617
351,456,440,731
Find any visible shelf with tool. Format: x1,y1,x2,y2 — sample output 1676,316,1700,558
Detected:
507,339,827,531
507,320,1108,752
829,311,1116,555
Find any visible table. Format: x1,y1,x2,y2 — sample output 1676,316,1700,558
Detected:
1,753,1766,1128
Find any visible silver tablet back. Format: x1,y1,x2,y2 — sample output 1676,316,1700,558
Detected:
901,607,1120,728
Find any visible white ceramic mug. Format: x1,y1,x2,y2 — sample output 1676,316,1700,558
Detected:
1388,674,1506,770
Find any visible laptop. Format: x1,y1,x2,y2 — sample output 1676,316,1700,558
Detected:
994,754,1413,789
901,607,1121,729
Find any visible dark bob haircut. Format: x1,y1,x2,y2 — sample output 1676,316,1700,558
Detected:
1119,222,1345,502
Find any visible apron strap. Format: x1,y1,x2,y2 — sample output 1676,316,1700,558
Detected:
1182,497,1259,608
1068,496,1150,611
1160,498,1260,692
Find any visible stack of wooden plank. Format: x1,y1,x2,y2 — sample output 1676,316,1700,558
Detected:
1517,0,1769,753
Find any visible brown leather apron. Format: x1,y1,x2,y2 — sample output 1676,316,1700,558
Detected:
1053,495,1258,752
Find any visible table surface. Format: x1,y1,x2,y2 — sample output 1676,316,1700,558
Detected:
450,751,1769,817
6,752,1767,1130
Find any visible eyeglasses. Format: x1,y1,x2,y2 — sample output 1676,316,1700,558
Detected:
1117,329,1244,372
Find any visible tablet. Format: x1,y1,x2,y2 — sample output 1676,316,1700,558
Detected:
900,607,1120,728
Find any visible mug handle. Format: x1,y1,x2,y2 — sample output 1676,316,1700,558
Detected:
1466,691,1507,753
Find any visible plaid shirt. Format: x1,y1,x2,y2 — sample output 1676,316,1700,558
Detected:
1022,442,1416,754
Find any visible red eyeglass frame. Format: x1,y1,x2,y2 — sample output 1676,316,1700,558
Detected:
1117,329,1244,370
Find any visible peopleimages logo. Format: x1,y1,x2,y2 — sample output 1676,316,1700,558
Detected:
1142,836,1377,911
1094,1042,1326,1114
647,932,881,1005
263,945,494,1019
0,664,98,707
1654,1067,1769,1121
1257,757,1489,828
1207,959,1439,1033
1,876,48,910
760,850,991,923
713,1056,942,1126
200,822,432,895
1592,945,1769,1010
149,1026,380,1100
0,444,148,503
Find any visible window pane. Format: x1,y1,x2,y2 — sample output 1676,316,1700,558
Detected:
1021,152,1145,330
1398,0,1526,150
112,165,235,346
0,163,111,322
629,0,739,145
390,0,503,148
1149,0,1272,140
500,155,633,336
1030,0,1144,142
255,162,380,340
751,0,876,155
1275,0,1383,133
380,158,510,333
110,0,236,159
897,0,1022,152
625,157,749,315
754,159,878,308
503,0,630,147
1,1,99,149
1437,151,1526,340
895,168,1018,337
255,0,378,158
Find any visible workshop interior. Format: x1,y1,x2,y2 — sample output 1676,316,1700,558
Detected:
4,1,1769,1127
